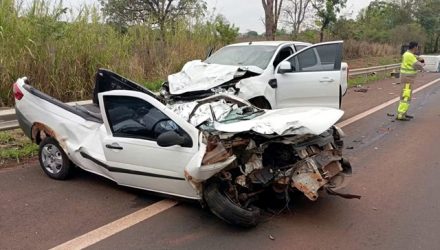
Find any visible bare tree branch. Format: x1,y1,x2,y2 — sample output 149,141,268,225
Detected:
283,0,311,38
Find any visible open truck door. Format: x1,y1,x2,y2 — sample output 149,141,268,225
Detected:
98,90,201,198
274,41,343,109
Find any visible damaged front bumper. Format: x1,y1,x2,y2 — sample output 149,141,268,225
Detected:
188,125,353,202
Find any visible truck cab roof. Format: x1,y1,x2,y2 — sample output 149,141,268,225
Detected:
227,41,312,48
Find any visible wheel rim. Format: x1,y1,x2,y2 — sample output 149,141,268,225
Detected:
41,144,63,174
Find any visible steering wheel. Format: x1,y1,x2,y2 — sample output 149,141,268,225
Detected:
134,106,150,119
151,119,177,138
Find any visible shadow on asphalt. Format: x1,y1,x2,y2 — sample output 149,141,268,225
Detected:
68,167,354,230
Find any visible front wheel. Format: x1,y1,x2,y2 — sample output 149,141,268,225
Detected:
38,137,72,180
204,181,261,227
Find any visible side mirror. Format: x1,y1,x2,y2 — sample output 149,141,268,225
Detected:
157,131,192,147
278,61,293,74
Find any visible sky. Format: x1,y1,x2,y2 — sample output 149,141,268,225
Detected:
36,0,374,33
206,0,373,33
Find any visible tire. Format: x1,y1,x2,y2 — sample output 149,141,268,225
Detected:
204,181,261,227
38,137,72,180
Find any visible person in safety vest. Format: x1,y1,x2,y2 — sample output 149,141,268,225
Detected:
396,41,425,121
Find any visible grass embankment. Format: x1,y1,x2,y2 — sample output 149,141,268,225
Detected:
0,129,38,166
0,0,219,107
347,55,401,87
348,74,388,88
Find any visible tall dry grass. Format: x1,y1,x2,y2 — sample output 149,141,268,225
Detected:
343,40,398,60
0,0,219,106
0,0,400,107
239,34,399,60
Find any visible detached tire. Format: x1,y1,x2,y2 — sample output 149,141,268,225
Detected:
204,181,261,227
38,137,72,180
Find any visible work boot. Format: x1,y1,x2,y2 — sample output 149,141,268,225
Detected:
396,117,411,121
396,114,411,121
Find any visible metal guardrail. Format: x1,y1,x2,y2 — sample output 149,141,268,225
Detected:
0,63,402,132
349,63,400,77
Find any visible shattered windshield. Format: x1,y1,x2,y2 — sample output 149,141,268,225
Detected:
168,96,265,129
205,45,277,69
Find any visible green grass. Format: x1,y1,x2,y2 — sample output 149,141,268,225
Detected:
348,73,390,88
0,129,38,162
143,80,164,92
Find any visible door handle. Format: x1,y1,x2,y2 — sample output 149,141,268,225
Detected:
319,77,335,83
106,143,123,150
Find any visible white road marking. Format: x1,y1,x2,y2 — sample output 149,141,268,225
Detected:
50,77,440,249
338,77,440,128
50,199,178,250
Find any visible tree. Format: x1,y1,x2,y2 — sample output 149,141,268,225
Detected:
311,0,346,42
358,1,410,30
261,0,284,40
390,23,427,45
214,15,239,44
283,0,311,39
246,30,260,37
330,18,360,40
414,0,440,52
99,0,206,42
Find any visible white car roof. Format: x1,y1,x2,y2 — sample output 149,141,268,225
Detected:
227,41,312,47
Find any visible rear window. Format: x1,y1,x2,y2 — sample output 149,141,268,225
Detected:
205,45,277,69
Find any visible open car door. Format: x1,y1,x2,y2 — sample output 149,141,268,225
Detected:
274,41,343,109
98,90,201,199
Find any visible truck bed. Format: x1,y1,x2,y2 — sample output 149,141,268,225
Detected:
23,84,103,123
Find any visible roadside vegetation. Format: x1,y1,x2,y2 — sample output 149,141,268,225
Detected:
1,0,438,163
1,0,439,108
0,0,238,106
348,73,393,88
0,129,38,165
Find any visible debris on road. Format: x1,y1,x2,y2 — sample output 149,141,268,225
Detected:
326,188,361,199
387,113,395,117
346,146,354,150
354,85,369,93
269,235,275,240
354,88,368,93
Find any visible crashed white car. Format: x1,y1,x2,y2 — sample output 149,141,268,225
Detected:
161,41,348,109
14,69,354,227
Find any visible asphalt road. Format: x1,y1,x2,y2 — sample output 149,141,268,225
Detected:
1,74,440,250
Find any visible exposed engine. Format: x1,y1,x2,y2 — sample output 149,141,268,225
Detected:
200,126,352,213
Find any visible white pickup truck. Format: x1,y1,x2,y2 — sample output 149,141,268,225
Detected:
161,41,348,109
14,69,353,227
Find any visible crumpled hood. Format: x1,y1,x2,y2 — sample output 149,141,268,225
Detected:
168,60,263,95
213,107,344,136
